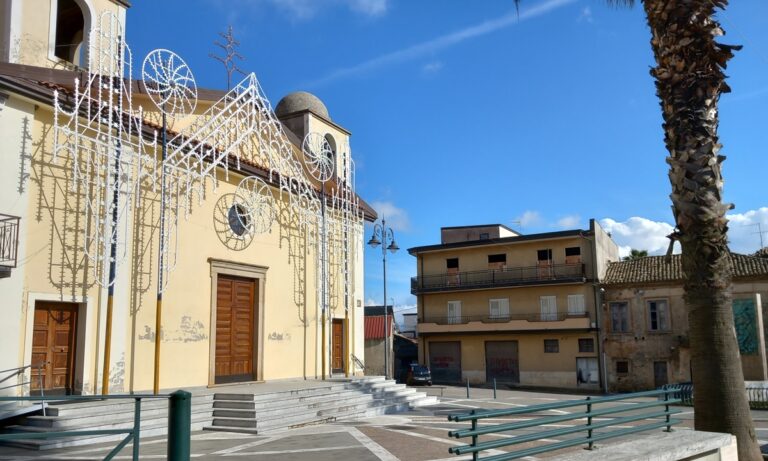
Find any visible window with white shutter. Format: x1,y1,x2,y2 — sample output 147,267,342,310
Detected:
447,301,462,324
567,294,586,315
489,298,510,320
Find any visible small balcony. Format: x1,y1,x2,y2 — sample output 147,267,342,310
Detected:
417,312,592,334
411,263,586,295
0,214,20,279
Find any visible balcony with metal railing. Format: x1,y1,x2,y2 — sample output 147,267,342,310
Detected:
0,213,20,279
411,263,587,295
417,311,592,334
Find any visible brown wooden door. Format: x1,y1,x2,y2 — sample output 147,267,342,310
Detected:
31,302,78,395
215,275,256,384
332,319,344,373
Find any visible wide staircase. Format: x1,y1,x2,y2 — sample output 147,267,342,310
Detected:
0,376,437,450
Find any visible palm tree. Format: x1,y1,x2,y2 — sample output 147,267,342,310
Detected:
514,0,760,457
622,249,648,261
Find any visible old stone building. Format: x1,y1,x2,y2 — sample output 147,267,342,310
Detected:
601,251,768,392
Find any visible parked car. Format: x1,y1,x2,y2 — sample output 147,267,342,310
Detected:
406,364,432,386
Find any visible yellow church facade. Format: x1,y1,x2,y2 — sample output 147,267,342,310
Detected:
0,0,373,395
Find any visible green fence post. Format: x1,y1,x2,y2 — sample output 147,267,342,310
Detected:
664,390,672,432
132,398,141,461
168,390,191,461
493,378,497,400
466,379,470,399
471,409,478,461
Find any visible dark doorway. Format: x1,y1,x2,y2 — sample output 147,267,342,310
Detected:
31,302,78,395
429,341,461,383
653,361,668,388
332,319,345,374
485,341,519,384
215,275,256,384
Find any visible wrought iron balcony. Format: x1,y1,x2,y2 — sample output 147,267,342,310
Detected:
417,312,592,334
411,263,586,294
0,214,20,278
421,312,589,325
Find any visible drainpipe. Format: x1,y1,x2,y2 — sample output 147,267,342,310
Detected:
584,232,608,393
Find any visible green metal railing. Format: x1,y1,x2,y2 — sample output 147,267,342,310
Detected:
0,390,191,461
447,388,681,461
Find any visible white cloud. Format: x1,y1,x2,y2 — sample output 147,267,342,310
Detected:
365,298,378,306
600,217,676,258
725,207,768,253
557,215,581,228
516,210,543,228
600,207,768,259
370,200,411,232
421,60,444,75
577,6,593,23
238,0,388,20
305,0,576,87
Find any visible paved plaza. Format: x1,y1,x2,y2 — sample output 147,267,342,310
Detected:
1,385,767,460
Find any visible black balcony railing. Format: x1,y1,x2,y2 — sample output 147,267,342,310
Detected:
0,214,20,269
420,312,589,325
411,263,586,294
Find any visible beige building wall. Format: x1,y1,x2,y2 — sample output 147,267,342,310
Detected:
3,0,126,68
0,93,34,395
420,332,598,387
603,281,768,391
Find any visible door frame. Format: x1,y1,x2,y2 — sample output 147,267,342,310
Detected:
208,259,267,386
23,293,87,395
331,318,345,375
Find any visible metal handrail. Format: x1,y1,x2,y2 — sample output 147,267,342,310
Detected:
351,354,365,370
422,312,589,325
0,362,48,416
411,263,586,294
0,391,191,461
447,388,681,461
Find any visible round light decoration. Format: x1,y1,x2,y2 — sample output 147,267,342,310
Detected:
142,49,198,117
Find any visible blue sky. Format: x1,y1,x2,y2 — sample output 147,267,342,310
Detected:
126,0,768,320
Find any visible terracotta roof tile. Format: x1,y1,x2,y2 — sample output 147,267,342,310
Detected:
603,253,768,286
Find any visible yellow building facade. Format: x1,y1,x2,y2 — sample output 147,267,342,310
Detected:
0,0,373,396
410,221,619,390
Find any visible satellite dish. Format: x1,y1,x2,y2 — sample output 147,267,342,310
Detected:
302,132,335,183
142,49,198,118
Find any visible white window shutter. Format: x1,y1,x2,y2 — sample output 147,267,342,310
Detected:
567,294,586,315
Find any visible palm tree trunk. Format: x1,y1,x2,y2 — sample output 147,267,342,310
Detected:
642,0,760,458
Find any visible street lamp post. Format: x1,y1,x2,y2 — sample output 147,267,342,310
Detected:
368,218,399,379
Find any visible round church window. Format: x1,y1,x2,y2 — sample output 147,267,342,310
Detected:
227,204,250,236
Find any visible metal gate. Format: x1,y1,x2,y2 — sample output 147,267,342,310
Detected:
485,341,519,383
429,341,462,383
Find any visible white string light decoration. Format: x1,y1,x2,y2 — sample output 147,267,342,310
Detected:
142,50,198,118
53,12,157,287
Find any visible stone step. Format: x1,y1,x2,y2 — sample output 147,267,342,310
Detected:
23,400,212,429
2,413,211,450
47,394,213,417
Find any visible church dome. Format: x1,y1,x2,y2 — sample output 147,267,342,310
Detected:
275,91,330,120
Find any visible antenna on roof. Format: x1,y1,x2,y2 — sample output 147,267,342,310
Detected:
747,223,767,248
209,25,246,91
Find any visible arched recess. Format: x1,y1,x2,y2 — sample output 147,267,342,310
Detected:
49,0,94,67
324,133,337,178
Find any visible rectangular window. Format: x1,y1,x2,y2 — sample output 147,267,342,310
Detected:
578,338,594,353
540,296,558,321
489,298,510,320
567,294,586,315
544,339,559,353
447,301,462,324
565,246,582,264
479,232,490,240
488,253,506,269
446,258,459,269
577,357,599,385
537,249,553,262
610,302,630,333
647,299,670,331
565,247,581,257
616,360,629,375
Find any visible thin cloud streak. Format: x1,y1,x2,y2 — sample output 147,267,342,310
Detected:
303,0,577,87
